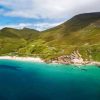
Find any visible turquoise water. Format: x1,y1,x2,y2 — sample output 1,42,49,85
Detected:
0,60,100,100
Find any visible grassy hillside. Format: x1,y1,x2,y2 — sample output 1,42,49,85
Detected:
0,27,39,40
0,12,100,61
0,28,40,55
37,12,100,61
40,12,100,45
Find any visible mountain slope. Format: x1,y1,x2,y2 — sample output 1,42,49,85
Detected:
0,12,100,61
40,12,100,45
38,12,100,61
0,28,40,55
0,27,39,40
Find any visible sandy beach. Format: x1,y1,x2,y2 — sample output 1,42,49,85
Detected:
0,56,100,66
0,56,44,63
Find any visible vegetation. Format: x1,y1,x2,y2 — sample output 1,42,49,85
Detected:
0,12,100,61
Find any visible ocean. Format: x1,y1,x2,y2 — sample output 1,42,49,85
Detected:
0,59,100,100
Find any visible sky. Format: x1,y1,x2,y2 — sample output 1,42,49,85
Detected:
0,0,100,31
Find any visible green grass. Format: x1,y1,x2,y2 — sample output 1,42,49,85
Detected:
0,12,100,61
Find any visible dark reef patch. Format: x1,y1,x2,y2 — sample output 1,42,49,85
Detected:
0,65,21,71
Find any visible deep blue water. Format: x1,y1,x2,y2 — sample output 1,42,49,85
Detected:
0,59,100,100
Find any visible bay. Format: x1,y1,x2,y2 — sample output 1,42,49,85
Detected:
0,59,100,100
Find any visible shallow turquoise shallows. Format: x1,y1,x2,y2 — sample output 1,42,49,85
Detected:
0,59,100,100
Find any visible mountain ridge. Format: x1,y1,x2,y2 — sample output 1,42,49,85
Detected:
0,12,100,62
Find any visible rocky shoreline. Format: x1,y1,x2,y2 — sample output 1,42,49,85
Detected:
46,51,100,67
0,55,100,67
50,58,100,67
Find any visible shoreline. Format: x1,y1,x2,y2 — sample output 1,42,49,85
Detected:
0,56,44,63
0,56,100,67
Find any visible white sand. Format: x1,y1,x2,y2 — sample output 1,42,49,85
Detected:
0,56,99,66
90,61,100,65
0,56,44,63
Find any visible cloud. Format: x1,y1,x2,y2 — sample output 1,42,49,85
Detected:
0,0,100,19
0,0,100,30
33,22,63,31
0,23,32,29
0,22,62,31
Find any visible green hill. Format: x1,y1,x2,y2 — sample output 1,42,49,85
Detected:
0,28,39,55
38,12,100,61
40,12,100,45
0,12,100,61
0,27,39,40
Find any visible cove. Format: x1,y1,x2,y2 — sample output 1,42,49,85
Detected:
0,59,100,100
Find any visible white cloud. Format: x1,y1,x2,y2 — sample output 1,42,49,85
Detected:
0,22,62,31
1,0,100,19
0,0,100,30
0,23,32,29
33,22,63,31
